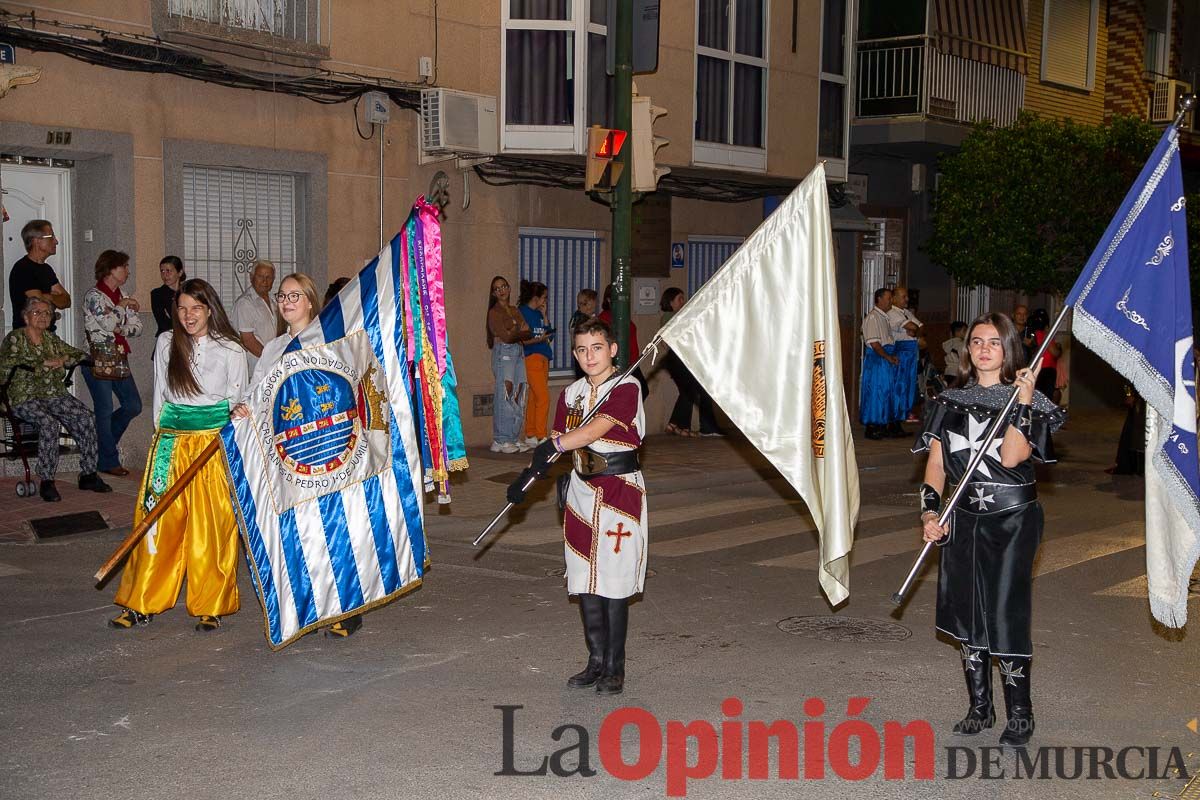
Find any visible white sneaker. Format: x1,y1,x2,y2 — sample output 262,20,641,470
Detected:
523,436,540,447
516,440,533,452
499,442,520,454
490,441,505,452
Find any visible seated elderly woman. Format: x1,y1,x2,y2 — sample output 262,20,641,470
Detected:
0,296,113,502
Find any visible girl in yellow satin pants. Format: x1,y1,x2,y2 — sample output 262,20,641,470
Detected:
111,279,248,632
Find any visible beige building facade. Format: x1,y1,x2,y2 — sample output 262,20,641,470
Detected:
0,0,849,461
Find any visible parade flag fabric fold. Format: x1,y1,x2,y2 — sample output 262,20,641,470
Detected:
1064,127,1199,627
399,198,469,502
221,233,428,649
657,164,861,605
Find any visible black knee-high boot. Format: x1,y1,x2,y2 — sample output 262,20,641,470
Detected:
953,644,995,734
567,594,607,688
595,596,628,695
998,656,1034,745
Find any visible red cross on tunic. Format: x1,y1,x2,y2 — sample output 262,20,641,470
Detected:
606,522,632,554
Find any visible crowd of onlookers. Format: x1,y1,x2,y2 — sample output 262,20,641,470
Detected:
484,279,724,454
860,288,1069,442
2,218,349,503
7,216,1116,505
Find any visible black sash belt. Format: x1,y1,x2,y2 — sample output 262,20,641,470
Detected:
573,448,641,478
954,482,1037,516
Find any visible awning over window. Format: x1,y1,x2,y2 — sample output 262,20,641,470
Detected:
933,0,1028,74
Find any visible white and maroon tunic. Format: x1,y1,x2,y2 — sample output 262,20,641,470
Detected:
552,374,648,599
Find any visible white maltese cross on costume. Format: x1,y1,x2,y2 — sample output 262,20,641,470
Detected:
960,643,983,671
1000,659,1026,686
969,486,995,511
946,414,1004,479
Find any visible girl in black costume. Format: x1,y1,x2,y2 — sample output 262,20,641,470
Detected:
913,312,1065,746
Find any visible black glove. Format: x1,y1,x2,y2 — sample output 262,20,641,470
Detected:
507,468,538,505
529,439,558,476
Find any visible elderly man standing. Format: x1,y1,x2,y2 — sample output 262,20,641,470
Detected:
9,219,71,332
888,286,923,429
861,288,899,441
233,259,280,372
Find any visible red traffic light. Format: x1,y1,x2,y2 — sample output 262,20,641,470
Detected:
592,129,627,159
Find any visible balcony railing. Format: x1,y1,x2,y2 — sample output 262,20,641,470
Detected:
166,0,326,47
856,35,1024,128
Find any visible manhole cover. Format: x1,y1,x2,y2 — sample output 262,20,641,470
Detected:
777,616,911,642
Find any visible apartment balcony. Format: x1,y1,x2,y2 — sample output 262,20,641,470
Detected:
852,35,1025,154
152,0,330,64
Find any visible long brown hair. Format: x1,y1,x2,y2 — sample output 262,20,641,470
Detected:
958,312,1024,387
486,275,508,349
167,279,244,397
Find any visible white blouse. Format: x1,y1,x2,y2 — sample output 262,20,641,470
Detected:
153,332,248,421
245,332,295,402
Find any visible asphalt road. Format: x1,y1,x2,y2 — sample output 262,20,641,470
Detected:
1,412,1197,800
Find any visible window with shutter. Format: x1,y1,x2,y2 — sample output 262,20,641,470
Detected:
686,236,743,296
182,165,302,309
1040,0,1098,90
517,228,603,375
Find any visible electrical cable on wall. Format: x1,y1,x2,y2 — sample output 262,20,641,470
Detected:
0,11,424,108
473,157,800,203
2,10,808,204
352,95,374,140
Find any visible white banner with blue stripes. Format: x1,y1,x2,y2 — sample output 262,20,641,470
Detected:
221,234,426,649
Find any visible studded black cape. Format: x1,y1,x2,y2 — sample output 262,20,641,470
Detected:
912,383,1066,656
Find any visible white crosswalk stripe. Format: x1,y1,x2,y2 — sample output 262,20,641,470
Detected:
756,518,1149,592
487,485,1160,599
755,526,916,570
494,495,805,547
654,505,906,557
1032,522,1144,577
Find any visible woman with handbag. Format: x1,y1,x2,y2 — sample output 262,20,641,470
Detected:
82,250,144,477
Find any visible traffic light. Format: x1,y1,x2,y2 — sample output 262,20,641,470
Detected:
631,95,669,192
585,125,627,192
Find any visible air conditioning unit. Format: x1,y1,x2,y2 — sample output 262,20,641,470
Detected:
1149,79,1192,124
420,88,498,156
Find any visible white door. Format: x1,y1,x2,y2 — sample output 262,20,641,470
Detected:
1,165,75,346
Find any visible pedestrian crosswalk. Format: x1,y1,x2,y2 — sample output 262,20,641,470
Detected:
493,495,807,547
654,504,904,558
470,484,1190,605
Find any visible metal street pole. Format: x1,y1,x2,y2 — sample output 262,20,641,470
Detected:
611,0,633,366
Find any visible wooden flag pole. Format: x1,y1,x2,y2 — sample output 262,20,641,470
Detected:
93,438,221,586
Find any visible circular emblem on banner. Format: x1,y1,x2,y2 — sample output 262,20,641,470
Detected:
272,369,364,476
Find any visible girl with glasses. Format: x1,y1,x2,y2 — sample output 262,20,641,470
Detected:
230,273,364,638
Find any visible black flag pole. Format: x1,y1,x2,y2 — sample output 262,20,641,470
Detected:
891,305,1071,605
472,339,663,548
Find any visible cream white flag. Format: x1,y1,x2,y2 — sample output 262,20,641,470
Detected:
656,163,860,605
